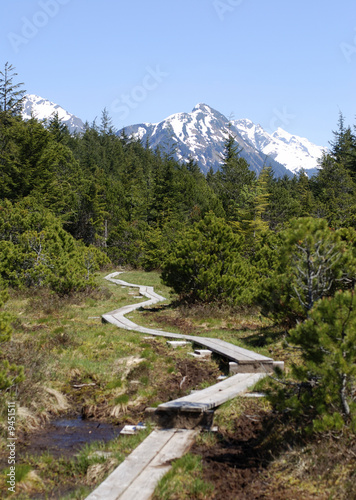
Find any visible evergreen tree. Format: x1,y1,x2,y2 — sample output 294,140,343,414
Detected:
149,161,175,225
312,153,356,227
100,108,115,136
0,62,26,116
294,169,314,216
266,174,302,229
236,165,271,241
329,112,356,174
258,218,356,325
0,113,23,198
0,200,109,294
270,290,356,431
161,214,254,304
47,112,70,144
218,126,256,219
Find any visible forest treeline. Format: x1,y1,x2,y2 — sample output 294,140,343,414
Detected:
1,103,356,277
1,64,356,431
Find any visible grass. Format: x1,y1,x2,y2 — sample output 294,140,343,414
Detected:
116,273,356,500
153,453,214,500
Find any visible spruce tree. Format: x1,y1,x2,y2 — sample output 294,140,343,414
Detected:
236,165,271,241
0,62,26,115
219,125,256,219
312,153,356,227
328,112,356,178
47,112,70,143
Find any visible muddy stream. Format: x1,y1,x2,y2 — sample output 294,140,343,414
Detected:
18,415,122,459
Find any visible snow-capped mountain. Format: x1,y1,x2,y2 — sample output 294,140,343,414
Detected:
233,118,326,176
21,95,326,177
22,94,85,134
121,104,326,177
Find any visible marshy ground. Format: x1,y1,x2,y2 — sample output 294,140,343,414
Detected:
0,270,355,499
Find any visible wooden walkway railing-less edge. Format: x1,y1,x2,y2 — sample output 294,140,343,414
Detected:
85,272,282,500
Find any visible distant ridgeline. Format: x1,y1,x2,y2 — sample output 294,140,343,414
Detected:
21,95,326,178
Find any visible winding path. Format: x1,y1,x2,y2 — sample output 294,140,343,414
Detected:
86,272,280,500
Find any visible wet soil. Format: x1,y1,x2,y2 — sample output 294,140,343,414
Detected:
193,412,356,500
191,406,296,500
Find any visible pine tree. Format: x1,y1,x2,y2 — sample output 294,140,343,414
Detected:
0,62,26,116
286,290,356,430
258,218,356,325
161,214,254,304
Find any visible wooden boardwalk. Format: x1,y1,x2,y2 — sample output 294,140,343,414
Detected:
103,272,275,373
157,372,266,412
86,429,198,500
149,372,267,428
85,272,281,500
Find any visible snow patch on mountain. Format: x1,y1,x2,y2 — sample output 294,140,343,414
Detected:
22,94,85,134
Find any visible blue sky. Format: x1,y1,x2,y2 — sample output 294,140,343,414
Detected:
1,0,355,146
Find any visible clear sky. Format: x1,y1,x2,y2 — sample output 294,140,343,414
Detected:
1,0,355,146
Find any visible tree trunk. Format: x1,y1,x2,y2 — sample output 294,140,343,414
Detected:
340,373,350,418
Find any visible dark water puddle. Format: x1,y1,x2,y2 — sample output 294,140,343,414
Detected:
19,416,122,459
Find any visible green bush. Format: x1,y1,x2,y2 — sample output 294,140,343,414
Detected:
0,199,110,295
161,214,254,305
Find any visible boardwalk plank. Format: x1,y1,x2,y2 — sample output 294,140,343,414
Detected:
86,429,197,500
157,373,266,412
118,429,197,500
85,429,175,500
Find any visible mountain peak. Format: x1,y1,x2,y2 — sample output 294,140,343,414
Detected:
21,94,85,134
192,103,214,114
120,104,326,177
